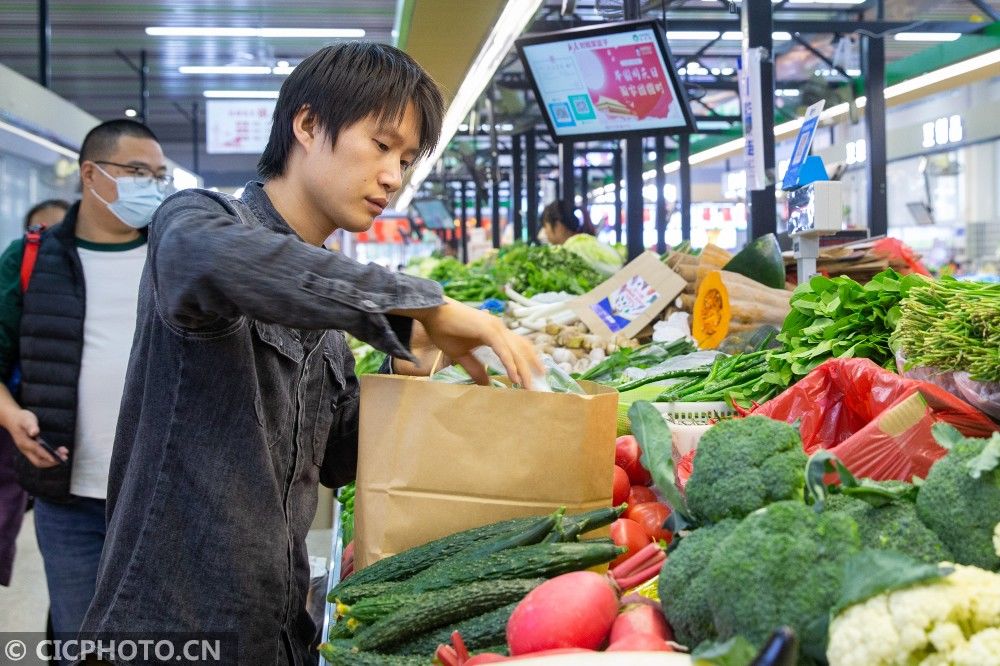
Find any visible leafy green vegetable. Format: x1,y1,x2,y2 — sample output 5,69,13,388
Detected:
629,401,692,530
339,482,355,547
691,635,757,666
490,244,605,297
562,233,623,275
832,550,952,617
760,269,923,395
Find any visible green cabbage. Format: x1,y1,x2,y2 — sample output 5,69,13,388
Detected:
562,234,623,276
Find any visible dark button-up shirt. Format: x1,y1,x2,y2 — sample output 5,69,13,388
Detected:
80,183,444,664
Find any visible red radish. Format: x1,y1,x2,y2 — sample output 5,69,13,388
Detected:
506,572,618,655
627,485,657,506
615,435,652,486
464,648,597,664
606,632,674,652
626,502,673,543
609,602,672,643
612,466,630,506
609,518,652,568
464,653,508,665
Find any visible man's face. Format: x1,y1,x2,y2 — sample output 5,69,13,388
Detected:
301,103,421,234
81,135,168,226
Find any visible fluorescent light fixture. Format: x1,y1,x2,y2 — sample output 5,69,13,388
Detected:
0,119,79,159
203,90,280,98
124,108,138,117
179,65,273,75
272,63,296,75
395,0,544,210
666,31,720,41
894,32,961,42
146,27,365,38
721,31,744,41
775,88,801,97
772,32,792,42
883,48,1000,99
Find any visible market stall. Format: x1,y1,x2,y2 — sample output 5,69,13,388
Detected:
322,236,1000,666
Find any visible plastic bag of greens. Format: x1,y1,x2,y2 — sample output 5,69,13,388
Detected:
895,349,1000,421
430,364,507,388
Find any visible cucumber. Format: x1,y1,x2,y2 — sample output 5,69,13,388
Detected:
331,581,400,605
352,579,543,652
330,514,542,597
327,620,354,640
390,602,519,656
545,505,626,542
318,641,425,665
406,541,624,593
344,591,421,624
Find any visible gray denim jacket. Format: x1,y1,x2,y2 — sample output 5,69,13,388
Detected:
80,182,443,664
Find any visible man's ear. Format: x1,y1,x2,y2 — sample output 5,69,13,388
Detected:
292,105,317,149
79,161,98,189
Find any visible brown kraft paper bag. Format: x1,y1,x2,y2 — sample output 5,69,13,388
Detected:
354,373,619,569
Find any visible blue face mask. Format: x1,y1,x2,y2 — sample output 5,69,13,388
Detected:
91,164,166,229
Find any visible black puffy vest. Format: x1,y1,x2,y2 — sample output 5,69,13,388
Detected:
13,204,86,501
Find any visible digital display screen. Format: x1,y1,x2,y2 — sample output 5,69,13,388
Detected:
410,199,455,230
517,20,693,141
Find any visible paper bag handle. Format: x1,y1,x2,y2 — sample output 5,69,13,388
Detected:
429,350,444,377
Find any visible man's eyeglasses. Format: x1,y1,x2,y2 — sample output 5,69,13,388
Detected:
94,160,174,191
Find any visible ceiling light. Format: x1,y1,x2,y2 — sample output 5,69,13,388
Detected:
787,0,866,5
124,108,137,117
883,48,1000,99
894,32,962,42
395,0,544,210
271,64,296,75
203,90,280,98
146,27,365,38
179,65,274,75
772,32,792,42
721,32,744,41
0,119,78,160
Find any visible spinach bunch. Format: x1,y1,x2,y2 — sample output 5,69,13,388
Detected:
763,270,924,389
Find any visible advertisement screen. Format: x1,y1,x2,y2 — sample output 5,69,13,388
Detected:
517,21,693,141
205,100,276,154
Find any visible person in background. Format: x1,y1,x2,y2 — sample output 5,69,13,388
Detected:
0,198,70,589
539,199,596,246
0,119,168,651
23,199,70,231
80,42,538,665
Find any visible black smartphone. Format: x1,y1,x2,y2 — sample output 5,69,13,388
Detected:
36,437,68,467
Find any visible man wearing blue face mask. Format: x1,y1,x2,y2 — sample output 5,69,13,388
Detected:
0,118,168,644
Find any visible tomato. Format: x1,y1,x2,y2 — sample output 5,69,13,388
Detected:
625,502,673,544
627,485,657,507
612,466,630,506
609,518,653,568
615,435,652,486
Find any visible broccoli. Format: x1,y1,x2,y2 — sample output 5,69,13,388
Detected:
916,427,1000,571
824,492,952,565
702,500,861,663
684,416,807,524
658,519,740,648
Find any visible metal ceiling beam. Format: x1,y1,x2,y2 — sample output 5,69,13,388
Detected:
532,17,985,35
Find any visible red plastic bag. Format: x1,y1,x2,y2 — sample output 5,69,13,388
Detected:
751,358,999,481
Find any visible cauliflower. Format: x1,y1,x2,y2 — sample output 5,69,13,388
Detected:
684,416,807,523
827,563,1000,666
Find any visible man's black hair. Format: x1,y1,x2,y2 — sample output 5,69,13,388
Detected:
257,42,444,179
78,119,160,168
23,199,70,230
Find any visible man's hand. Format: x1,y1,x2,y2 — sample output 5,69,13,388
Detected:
391,321,450,376
7,408,66,468
393,299,542,388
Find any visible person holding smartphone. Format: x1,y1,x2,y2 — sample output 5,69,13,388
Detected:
79,42,538,664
